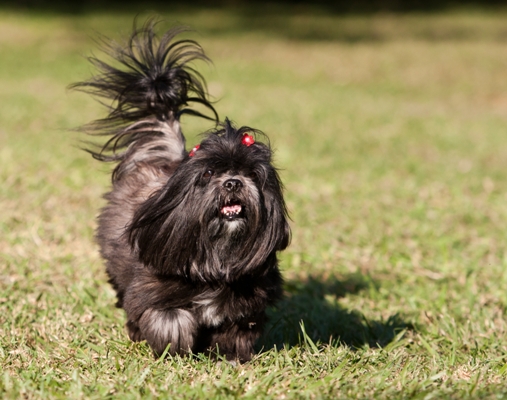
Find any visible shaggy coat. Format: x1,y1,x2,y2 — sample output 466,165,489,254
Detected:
71,21,290,361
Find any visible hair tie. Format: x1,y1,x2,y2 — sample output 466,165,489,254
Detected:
241,133,255,146
189,144,200,157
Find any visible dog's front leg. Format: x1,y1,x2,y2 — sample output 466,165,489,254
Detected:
137,308,197,357
209,312,266,363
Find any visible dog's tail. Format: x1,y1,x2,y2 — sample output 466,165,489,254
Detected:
70,19,218,180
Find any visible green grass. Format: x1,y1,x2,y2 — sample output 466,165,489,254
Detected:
2,6,507,398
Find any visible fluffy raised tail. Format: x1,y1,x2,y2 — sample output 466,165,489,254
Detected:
70,19,218,179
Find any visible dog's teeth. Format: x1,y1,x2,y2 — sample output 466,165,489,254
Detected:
221,203,242,218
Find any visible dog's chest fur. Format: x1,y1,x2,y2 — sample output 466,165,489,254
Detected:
190,282,263,328
193,291,226,327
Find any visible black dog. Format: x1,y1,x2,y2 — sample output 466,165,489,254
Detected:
72,21,290,362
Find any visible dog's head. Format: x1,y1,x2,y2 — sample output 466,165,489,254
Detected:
129,120,290,282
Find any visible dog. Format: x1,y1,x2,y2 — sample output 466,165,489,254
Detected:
71,20,290,362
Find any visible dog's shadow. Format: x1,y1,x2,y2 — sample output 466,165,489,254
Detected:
258,273,413,351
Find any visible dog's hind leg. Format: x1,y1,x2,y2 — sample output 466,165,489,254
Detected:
138,308,197,357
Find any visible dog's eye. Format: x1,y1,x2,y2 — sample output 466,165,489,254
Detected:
203,169,214,179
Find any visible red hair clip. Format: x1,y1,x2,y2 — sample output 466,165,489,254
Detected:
241,133,255,147
189,144,200,157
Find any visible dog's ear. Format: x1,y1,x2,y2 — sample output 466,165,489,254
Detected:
263,185,291,253
276,219,291,251
128,168,201,275
264,163,291,252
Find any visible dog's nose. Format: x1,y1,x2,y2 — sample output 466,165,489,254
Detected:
223,179,243,192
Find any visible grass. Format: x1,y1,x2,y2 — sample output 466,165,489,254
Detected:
2,5,507,398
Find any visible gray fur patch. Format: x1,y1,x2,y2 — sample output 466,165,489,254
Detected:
140,308,196,355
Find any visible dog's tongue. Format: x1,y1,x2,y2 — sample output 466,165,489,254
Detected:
221,204,242,215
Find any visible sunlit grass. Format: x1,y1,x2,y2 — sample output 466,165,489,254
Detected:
2,7,507,398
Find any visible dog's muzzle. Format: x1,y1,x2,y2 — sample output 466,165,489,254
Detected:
223,179,243,193
220,179,244,220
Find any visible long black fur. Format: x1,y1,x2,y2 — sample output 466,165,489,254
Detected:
72,20,290,362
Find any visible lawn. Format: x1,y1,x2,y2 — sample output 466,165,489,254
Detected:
2,4,507,398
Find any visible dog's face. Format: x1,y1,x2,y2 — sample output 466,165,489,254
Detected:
129,122,290,282
198,169,258,236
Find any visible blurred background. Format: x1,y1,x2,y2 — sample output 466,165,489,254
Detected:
3,0,507,13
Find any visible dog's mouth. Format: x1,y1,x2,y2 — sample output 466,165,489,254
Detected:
220,199,244,220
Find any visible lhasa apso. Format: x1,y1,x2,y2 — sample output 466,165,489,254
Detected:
71,20,290,362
